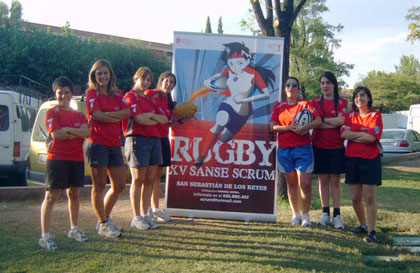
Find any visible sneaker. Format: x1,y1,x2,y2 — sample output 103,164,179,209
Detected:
153,209,172,222
351,224,368,234
364,233,377,243
39,235,58,250
98,220,122,238
96,217,123,232
301,213,311,227
194,156,205,167
317,214,331,226
131,216,150,230
144,215,159,229
291,214,301,226
67,227,88,242
332,215,344,229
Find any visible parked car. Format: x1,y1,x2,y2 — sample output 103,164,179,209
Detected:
29,96,131,184
380,129,420,153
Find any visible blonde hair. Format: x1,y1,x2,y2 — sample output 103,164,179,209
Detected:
133,67,153,87
88,59,117,95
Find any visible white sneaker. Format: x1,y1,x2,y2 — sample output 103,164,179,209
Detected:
39,235,58,250
131,216,150,230
96,217,123,232
332,215,344,229
67,227,88,242
301,213,311,227
153,209,172,222
291,213,301,226
317,213,331,226
145,215,159,229
98,220,122,238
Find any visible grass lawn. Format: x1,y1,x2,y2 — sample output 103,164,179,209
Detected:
0,163,419,273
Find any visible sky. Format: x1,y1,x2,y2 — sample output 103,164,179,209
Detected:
4,0,420,87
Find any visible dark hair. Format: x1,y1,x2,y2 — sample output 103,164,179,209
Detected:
283,77,300,96
133,66,153,85
352,86,373,112
319,71,339,117
220,42,275,89
88,59,117,95
156,71,176,110
52,76,73,93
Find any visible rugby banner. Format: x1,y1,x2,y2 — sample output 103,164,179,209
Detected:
165,32,284,222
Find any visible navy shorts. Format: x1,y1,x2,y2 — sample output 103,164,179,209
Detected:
277,145,314,174
125,135,163,168
85,141,125,167
345,155,382,186
160,137,171,167
45,160,84,190
313,147,345,174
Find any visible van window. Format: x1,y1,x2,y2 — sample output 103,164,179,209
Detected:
27,108,37,129
18,106,30,132
32,108,48,142
0,105,9,131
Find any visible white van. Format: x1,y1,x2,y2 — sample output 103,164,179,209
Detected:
0,89,42,186
407,104,420,132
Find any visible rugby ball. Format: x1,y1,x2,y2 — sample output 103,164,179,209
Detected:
172,102,198,119
294,109,313,134
205,76,228,92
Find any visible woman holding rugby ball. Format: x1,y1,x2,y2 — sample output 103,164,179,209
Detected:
311,72,347,229
341,86,383,243
270,77,322,226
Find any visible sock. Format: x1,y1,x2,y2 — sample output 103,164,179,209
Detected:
199,131,218,157
322,207,330,215
152,208,158,212
333,208,340,217
294,212,301,218
70,225,78,230
42,232,50,239
368,230,376,236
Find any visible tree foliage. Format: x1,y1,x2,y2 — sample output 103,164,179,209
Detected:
217,16,223,34
9,0,22,20
0,1,9,18
406,6,420,42
205,16,212,33
0,20,170,94
359,55,420,112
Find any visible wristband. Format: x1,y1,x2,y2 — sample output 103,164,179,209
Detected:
178,119,184,124
321,117,325,123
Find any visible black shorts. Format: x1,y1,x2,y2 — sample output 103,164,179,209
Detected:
345,155,382,186
160,137,171,167
45,160,85,190
125,135,163,168
85,141,125,167
313,147,345,174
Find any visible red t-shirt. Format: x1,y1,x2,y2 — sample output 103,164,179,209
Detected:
122,90,161,138
145,89,171,138
45,105,88,161
311,96,348,149
85,89,128,147
220,66,267,90
270,99,320,148
341,110,383,159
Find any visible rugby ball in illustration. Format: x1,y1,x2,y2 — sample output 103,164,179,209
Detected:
294,109,313,134
205,76,228,91
172,102,198,119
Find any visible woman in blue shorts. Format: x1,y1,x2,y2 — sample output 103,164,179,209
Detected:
270,77,321,226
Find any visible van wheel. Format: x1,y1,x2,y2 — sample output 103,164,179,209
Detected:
12,170,27,186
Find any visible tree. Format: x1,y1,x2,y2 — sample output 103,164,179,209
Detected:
205,16,212,33
406,6,420,42
217,16,223,34
9,0,22,20
0,1,9,18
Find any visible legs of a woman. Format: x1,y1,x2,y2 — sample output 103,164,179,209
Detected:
284,171,300,214
298,171,312,214
141,165,158,215
349,184,366,224
40,189,63,234
129,167,146,217
318,174,330,208
330,174,342,209
66,187,80,227
104,166,126,217
151,166,163,209
90,166,108,222
362,185,377,232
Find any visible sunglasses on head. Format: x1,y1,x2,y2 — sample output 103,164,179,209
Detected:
285,83,298,88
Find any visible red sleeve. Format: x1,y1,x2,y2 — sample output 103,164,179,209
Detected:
251,70,268,90
306,102,320,118
116,90,129,110
367,112,383,141
270,103,280,123
78,111,88,126
220,67,230,77
86,89,101,115
45,108,60,134
124,92,144,119
341,112,352,134
338,98,348,117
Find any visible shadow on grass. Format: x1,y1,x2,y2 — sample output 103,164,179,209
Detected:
382,167,420,182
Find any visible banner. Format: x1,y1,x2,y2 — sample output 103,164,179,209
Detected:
165,32,284,222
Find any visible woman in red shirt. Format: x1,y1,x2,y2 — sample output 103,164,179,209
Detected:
311,71,347,229
341,86,383,243
270,77,322,227
85,60,130,238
